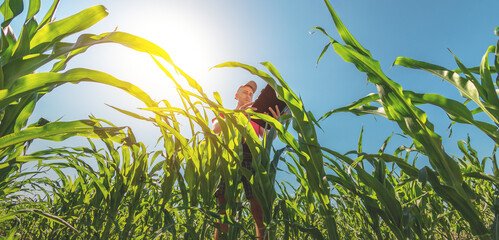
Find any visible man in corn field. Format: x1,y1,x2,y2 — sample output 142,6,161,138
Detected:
212,80,281,240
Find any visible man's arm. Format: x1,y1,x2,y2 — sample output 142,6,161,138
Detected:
212,119,222,134
213,102,254,134
264,105,282,140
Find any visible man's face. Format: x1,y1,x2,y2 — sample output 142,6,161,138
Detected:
236,86,254,105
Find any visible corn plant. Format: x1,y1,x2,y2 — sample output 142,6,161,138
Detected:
2,0,498,239
113,64,272,238
8,125,174,239
0,0,208,230
212,61,340,239
316,0,497,238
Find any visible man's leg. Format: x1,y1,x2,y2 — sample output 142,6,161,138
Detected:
214,194,228,240
241,144,268,239
249,197,267,239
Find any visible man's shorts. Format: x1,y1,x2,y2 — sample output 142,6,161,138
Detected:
214,144,254,200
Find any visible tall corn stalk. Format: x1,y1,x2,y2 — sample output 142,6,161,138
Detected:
214,61,340,239
0,0,196,231
12,126,175,239
317,0,496,238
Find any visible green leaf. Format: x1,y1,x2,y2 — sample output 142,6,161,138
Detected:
11,18,38,60
0,120,124,149
323,0,371,57
0,25,16,57
404,90,499,144
0,209,78,232
334,42,464,189
0,93,38,137
30,5,108,53
418,167,428,188
495,40,499,92
364,153,419,178
106,104,153,122
0,0,24,28
4,30,178,88
322,147,404,238
25,0,40,21
480,46,499,106
52,31,176,73
393,56,499,125
463,172,499,185
2,54,49,87
0,68,156,110
320,93,383,120
453,65,497,74
316,42,331,65
37,0,60,29
357,125,363,153
213,91,223,105
450,49,487,101
422,167,489,236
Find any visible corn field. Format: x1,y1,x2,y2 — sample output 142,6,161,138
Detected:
0,0,498,239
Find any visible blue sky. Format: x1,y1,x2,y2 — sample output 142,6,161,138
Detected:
20,1,499,172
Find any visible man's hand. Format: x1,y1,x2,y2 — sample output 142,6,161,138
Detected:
262,105,284,140
266,105,281,119
236,101,256,111
236,101,257,119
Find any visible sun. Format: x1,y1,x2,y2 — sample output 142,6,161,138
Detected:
90,1,227,105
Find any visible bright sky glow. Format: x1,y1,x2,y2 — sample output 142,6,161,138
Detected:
21,0,499,171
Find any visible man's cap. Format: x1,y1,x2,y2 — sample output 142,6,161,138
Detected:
239,80,257,93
